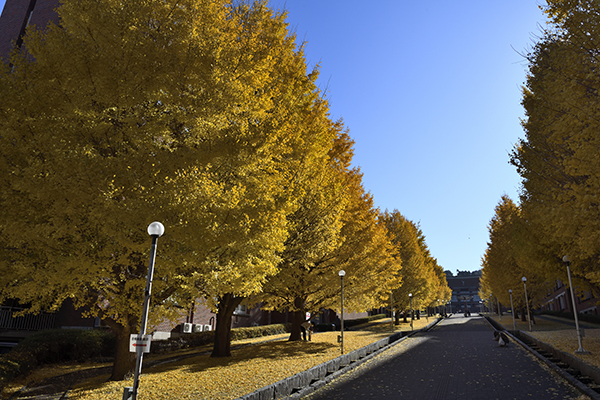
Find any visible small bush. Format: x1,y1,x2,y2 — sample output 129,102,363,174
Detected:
0,358,20,389
315,323,337,332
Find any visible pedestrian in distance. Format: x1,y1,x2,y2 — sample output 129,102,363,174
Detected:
301,320,315,341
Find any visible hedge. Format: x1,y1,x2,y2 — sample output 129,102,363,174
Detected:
150,323,292,354
540,310,600,325
316,313,386,332
0,328,115,390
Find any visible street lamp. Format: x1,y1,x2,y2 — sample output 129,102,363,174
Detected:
408,293,413,331
339,270,345,355
390,291,394,331
562,256,590,354
124,222,165,400
509,289,516,332
522,277,532,332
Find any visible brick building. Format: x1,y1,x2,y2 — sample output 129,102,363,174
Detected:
445,270,483,314
540,279,598,316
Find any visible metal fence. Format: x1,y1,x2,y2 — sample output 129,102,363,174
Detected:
0,306,56,331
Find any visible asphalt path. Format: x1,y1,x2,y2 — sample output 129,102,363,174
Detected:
305,314,582,400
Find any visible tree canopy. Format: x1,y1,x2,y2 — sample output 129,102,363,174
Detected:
509,0,600,297
0,0,335,377
0,0,448,380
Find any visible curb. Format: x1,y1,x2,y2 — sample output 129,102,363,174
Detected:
482,315,600,400
236,318,443,400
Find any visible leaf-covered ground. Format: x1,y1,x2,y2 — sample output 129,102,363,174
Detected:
489,313,600,369
3,317,433,399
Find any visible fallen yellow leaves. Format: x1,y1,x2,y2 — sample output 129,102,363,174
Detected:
489,314,600,370
26,318,433,400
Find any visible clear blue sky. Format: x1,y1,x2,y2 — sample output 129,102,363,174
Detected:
0,0,548,274
265,1,548,273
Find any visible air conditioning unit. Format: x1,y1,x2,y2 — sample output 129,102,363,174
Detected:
182,322,193,333
203,325,212,331
192,324,203,333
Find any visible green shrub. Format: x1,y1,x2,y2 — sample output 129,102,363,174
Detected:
150,323,291,354
345,313,386,328
315,323,337,332
540,310,600,325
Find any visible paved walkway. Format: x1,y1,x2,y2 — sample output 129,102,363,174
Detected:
305,315,582,400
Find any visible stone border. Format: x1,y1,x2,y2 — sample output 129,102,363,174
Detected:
236,318,442,400
482,315,600,400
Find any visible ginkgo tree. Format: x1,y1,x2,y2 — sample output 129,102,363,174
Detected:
479,196,549,321
510,0,600,297
0,0,331,379
380,210,449,323
257,129,401,340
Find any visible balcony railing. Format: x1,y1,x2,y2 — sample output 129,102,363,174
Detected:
0,306,56,331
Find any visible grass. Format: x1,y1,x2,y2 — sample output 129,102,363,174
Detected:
488,313,600,370
3,317,434,400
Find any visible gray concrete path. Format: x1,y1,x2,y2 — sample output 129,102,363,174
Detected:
305,315,582,399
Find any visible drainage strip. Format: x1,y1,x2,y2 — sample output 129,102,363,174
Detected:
483,316,600,400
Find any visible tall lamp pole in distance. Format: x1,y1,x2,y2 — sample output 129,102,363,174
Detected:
390,291,394,331
562,256,590,354
338,270,345,355
124,221,165,400
409,293,413,331
509,289,516,332
522,277,532,332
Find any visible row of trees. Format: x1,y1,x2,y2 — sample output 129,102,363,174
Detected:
481,0,600,313
0,0,449,381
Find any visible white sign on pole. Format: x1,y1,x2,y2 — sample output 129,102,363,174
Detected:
129,334,151,353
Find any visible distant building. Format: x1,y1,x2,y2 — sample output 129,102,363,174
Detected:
445,270,482,314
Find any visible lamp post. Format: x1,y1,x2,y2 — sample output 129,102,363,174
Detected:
409,293,413,331
562,256,590,354
509,289,516,332
123,222,165,400
522,277,532,332
390,291,394,331
339,270,345,355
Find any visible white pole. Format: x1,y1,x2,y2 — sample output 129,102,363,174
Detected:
563,256,589,354
522,277,532,332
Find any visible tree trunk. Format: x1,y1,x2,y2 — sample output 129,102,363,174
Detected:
288,297,305,341
107,322,136,381
520,307,527,322
211,293,242,358
394,311,401,325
